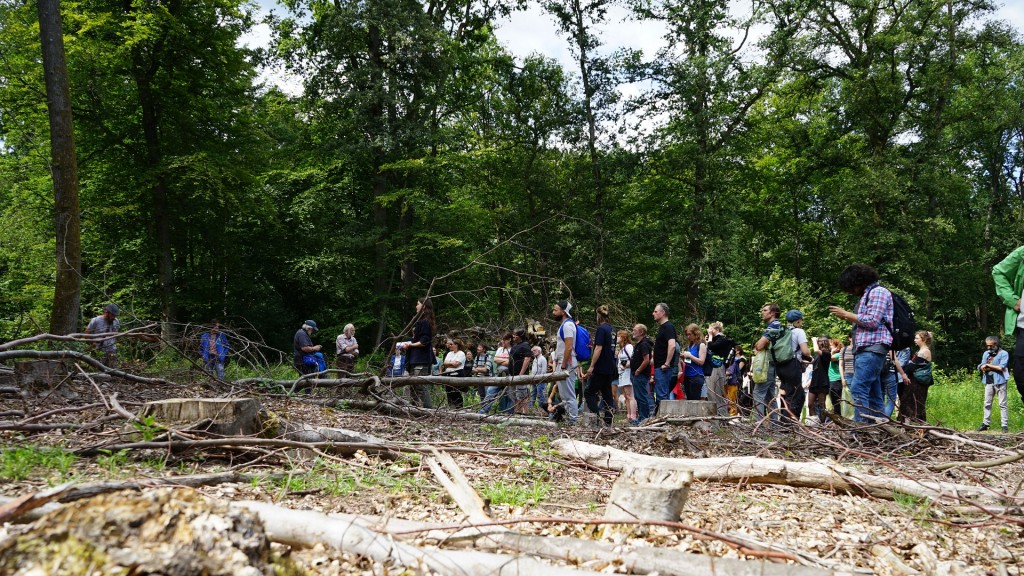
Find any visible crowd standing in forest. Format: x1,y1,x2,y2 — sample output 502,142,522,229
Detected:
219,259,1024,432
70,255,1023,434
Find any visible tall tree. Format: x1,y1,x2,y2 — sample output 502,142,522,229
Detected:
36,0,82,335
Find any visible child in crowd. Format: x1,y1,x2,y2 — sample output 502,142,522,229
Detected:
977,336,1010,433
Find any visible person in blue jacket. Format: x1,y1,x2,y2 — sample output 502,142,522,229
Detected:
200,319,229,379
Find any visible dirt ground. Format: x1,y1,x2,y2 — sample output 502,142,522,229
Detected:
2,372,1023,575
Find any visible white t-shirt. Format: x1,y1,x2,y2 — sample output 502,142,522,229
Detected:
555,319,578,368
443,351,466,375
791,327,808,363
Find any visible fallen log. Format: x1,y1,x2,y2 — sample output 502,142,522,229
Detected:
328,398,558,428
74,437,520,458
552,438,1010,507
0,349,173,387
423,450,838,575
234,500,604,576
235,371,570,390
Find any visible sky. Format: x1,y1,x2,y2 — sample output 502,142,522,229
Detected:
245,0,1024,92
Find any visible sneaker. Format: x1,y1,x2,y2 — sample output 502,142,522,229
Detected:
977,424,989,432
1002,426,1009,433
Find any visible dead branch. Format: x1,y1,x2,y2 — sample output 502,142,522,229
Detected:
0,325,160,351
0,349,174,387
552,438,1011,507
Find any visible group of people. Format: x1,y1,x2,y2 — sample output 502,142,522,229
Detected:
274,249,1024,432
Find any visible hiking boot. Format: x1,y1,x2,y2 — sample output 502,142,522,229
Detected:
976,424,989,432
1002,426,1009,433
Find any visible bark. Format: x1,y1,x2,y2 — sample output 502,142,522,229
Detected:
0,349,173,387
37,0,82,335
552,439,1003,506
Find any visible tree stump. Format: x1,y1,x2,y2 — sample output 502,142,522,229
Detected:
0,488,301,576
13,360,76,399
656,400,715,418
140,398,268,437
604,466,693,521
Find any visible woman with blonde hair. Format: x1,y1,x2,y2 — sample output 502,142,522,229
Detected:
680,323,707,400
616,329,637,423
899,331,934,422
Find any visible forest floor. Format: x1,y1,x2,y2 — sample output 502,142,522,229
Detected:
1,369,1023,575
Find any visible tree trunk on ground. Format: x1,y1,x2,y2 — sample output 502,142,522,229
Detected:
37,0,82,336
552,438,1002,506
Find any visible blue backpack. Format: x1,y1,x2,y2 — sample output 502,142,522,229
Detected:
303,352,327,372
559,319,592,361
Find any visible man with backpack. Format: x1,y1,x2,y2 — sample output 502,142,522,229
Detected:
552,300,580,425
651,302,678,412
829,264,895,423
753,303,783,423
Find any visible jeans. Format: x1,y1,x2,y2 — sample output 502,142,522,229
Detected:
850,351,886,422
479,386,511,414
683,373,704,401
653,366,678,405
632,374,653,421
753,363,776,423
882,368,898,417
554,368,579,423
530,383,546,406
205,360,225,380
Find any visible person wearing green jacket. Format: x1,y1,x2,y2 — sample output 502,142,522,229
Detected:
991,245,1024,400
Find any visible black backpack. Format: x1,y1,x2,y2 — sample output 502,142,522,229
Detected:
869,286,916,350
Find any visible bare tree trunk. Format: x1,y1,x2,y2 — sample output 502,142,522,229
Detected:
37,0,82,336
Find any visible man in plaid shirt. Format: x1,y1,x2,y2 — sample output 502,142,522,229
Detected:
829,264,894,422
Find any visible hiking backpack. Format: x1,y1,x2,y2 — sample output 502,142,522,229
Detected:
868,286,917,351
766,324,795,365
559,319,592,361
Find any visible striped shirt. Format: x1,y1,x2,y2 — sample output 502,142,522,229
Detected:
853,282,894,349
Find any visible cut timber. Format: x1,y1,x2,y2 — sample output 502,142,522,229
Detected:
657,400,715,418
140,398,267,437
553,438,1003,506
604,467,692,521
13,360,76,399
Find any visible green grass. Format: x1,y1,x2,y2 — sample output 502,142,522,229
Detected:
0,445,76,482
926,369,1024,432
479,480,551,507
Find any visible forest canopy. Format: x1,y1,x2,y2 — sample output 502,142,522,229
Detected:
1,0,1022,366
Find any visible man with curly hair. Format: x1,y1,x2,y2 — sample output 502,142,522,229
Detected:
829,264,894,423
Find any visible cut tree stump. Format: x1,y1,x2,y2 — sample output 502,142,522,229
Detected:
13,360,76,399
139,398,268,437
656,400,715,418
604,466,692,521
